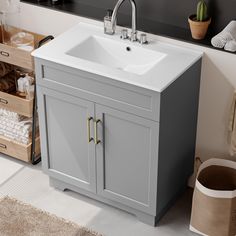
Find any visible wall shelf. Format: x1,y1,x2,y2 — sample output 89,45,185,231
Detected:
21,0,235,55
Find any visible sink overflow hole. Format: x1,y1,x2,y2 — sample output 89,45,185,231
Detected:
126,47,131,52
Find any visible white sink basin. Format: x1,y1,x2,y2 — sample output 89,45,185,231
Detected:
66,36,166,75
32,23,202,92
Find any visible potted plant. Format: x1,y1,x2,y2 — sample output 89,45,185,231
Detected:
188,0,211,40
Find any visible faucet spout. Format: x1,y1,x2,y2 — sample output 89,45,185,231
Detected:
111,0,137,41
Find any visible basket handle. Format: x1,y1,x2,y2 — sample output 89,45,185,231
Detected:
36,35,54,49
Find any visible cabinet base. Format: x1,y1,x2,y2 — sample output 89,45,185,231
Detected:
49,177,157,226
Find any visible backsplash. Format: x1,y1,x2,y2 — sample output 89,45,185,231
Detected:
73,0,235,34
21,0,236,54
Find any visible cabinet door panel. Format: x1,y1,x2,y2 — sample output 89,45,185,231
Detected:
37,87,96,193
96,105,159,214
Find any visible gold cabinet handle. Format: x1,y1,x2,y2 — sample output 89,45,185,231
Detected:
87,117,94,143
94,119,101,145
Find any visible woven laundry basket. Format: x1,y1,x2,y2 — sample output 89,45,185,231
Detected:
190,158,236,236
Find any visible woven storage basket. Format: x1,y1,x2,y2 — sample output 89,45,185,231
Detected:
190,158,236,236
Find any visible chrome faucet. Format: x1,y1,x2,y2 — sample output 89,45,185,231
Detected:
111,0,138,42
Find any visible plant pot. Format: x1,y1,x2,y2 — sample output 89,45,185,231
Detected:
188,14,211,40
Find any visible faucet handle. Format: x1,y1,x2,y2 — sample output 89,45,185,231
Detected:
130,31,138,42
120,29,129,40
139,33,148,44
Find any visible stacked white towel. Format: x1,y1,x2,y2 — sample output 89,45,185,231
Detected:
0,109,24,122
0,108,38,144
211,21,236,52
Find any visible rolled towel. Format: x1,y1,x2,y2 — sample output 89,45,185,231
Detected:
224,40,236,52
211,20,236,48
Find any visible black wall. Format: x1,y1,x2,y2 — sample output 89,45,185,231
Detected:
74,0,236,34
22,0,236,53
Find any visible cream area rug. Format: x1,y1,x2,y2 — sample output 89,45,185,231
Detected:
0,197,102,236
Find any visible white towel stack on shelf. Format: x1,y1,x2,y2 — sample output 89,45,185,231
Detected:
0,109,24,122
0,108,37,144
211,21,236,52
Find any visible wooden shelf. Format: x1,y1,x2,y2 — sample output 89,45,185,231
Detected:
0,26,45,163
0,91,33,118
0,26,45,70
0,134,40,162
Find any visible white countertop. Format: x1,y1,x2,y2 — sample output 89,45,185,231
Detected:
32,23,203,92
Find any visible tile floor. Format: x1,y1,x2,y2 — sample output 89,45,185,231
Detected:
0,154,197,236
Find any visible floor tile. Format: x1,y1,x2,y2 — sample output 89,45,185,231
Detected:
0,154,197,236
0,154,24,185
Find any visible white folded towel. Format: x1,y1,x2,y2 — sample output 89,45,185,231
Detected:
0,109,24,122
0,128,29,144
0,114,39,144
211,21,236,48
224,40,236,52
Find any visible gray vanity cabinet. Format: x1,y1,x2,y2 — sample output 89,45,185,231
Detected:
37,87,97,193
35,58,201,226
96,104,159,214
37,85,159,215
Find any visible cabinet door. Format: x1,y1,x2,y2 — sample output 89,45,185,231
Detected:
37,87,96,193
96,104,159,214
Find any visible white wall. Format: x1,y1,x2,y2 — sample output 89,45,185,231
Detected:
18,2,236,162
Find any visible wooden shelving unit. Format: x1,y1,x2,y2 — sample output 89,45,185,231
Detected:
0,91,33,117
0,26,50,163
0,135,40,162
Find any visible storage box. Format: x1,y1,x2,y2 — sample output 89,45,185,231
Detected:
0,134,40,162
0,26,44,70
0,91,33,117
190,158,236,236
